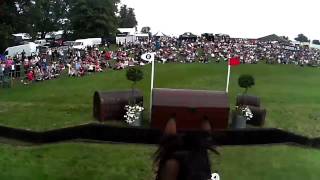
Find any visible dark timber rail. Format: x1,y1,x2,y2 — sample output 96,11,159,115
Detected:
0,124,318,148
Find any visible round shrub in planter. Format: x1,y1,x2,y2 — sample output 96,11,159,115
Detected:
238,74,255,94
125,67,144,126
126,67,144,104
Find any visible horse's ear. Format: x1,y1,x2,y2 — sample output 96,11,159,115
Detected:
201,117,212,133
164,118,177,135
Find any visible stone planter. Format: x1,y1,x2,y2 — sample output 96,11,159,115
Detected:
232,115,247,129
131,112,142,127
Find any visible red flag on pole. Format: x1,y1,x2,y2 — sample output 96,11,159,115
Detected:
229,57,240,66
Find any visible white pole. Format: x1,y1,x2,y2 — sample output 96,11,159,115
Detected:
149,59,155,120
226,65,231,93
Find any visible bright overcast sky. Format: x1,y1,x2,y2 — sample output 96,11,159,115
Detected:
121,0,319,40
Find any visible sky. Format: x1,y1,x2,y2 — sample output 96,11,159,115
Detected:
120,0,320,40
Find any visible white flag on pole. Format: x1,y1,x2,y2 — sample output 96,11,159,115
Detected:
141,52,156,120
141,52,155,63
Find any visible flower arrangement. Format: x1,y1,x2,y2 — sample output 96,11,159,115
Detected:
235,106,253,121
124,104,144,124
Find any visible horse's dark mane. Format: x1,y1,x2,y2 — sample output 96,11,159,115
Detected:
154,132,219,180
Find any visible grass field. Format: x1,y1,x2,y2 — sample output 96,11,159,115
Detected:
0,63,320,137
0,63,319,180
0,142,318,180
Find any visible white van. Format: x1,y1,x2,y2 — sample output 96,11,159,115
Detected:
34,39,47,46
4,42,38,58
72,38,102,50
87,38,102,46
72,39,94,50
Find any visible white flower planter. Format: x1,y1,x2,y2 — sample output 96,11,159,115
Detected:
124,104,144,127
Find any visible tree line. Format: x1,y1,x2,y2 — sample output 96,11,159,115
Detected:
0,0,138,52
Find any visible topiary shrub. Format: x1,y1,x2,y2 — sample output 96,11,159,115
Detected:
126,67,144,104
238,74,255,94
126,67,143,82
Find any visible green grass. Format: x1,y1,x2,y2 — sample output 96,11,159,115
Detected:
0,63,320,137
0,143,318,180
212,145,320,180
0,63,319,180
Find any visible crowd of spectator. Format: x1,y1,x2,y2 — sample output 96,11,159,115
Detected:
0,46,111,85
117,36,320,66
1,35,320,87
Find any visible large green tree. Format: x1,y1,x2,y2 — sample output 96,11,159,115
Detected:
28,0,70,39
118,5,137,28
0,0,33,52
295,34,310,43
0,0,70,52
0,0,131,52
69,0,119,39
0,24,14,52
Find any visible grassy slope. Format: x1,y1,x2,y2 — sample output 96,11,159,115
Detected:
0,143,319,180
0,63,319,137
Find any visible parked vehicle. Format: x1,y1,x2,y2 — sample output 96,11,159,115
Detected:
45,38,55,47
72,38,102,50
63,41,75,47
54,39,64,47
4,42,38,58
102,37,116,45
73,39,93,50
86,38,102,46
34,39,47,46
12,33,32,40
